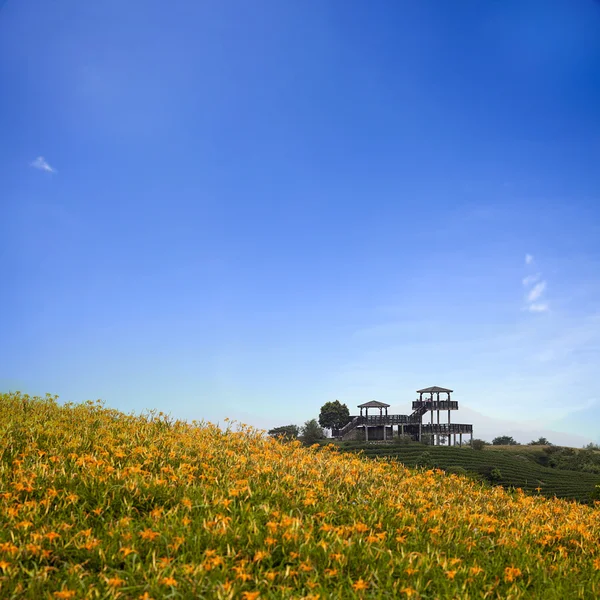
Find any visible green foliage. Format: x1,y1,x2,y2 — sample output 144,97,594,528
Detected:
543,445,600,474
318,400,350,431
267,424,299,441
492,435,519,446
490,467,502,482
446,466,468,476
472,438,487,451
393,434,415,446
530,437,552,446
335,443,600,504
300,419,326,445
416,451,434,468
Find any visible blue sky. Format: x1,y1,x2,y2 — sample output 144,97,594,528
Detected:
2,0,600,444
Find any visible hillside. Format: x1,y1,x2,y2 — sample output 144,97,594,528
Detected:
336,441,600,504
1,392,600,599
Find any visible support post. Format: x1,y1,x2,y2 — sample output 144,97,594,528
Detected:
459,433,462,447
365,426,368,441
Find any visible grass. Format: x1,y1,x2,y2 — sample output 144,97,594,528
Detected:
1,391,600,599
335,441,600,503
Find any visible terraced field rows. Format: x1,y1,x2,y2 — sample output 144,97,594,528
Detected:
338,443,600,503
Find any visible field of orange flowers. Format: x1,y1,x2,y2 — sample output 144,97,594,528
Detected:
1,391,600,599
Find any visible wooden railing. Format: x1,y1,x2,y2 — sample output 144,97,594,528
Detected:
337,416,473,438
412,401,459,411
419,423,473,434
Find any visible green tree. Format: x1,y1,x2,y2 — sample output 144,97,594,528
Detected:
318,400,350,431
300,419,325,445
492,435,519,446
530,437,552,446
267,424,299,441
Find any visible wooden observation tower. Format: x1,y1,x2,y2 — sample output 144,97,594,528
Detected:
337,385,473,445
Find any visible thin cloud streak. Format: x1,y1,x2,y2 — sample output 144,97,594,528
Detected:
527,281,547,302
528,303,549,313
30,156,56,173
522,274,541,286
523,255,548,312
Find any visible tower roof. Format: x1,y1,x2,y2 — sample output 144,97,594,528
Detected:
416,386,454,393
357,400,391,408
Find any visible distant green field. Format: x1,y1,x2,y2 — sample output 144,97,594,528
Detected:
335,442,600,504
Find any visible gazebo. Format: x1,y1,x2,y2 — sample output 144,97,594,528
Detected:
357,400,390,417
356,400,391,441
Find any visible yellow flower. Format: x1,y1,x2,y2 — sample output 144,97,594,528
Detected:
504,567,522,583
445,570,457,580
139,529,160,541
241,592,260,600
352,579,368,591
160,577,178,586
53,592,76,599
253,550,269,562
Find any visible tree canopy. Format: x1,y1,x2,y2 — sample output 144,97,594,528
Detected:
530,437,552,446
267,425,299,441
492,435,519,446
318,400,350,431
300,419,325,445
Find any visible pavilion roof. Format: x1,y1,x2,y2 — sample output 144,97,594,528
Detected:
416,386,454,393
357,400,390,408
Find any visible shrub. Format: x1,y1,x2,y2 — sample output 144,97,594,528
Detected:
300,419,325,445
530,437,552,446
416,451,434,468
490,468,503,482
393,434,414,446
492,436,519,446
472,438,487,451
446,466,468,476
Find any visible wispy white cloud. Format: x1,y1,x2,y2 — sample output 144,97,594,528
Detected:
523,255,548,312
522,273,541,286
528,303,549,313
30,156,56,173
527,281,547,302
